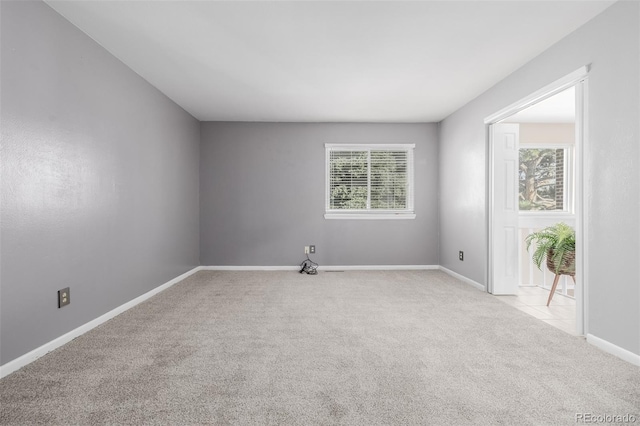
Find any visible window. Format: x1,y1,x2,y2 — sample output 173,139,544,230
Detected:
519,146,573,212
325,144,415,219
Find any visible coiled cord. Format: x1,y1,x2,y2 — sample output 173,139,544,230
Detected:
299,255,318,275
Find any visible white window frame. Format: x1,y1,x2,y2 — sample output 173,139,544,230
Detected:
324,143,415,220
518,143,574,216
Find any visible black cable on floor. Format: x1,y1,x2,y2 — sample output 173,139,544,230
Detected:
299,255,318,275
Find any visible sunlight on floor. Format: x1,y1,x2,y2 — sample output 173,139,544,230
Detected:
495,286,578,336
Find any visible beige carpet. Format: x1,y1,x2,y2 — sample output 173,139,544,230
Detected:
1,270,638,425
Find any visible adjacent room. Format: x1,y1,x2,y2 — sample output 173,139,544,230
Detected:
2,1,639,424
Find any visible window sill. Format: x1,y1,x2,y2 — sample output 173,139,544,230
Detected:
518,211,574,218
324,213,416,220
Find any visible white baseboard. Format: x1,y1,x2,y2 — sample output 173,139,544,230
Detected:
201,265,439,271
438,266,486,291
320,265,438,271
21,265,630,379
586,334,640,366
200,266,299,271
0,266,202,379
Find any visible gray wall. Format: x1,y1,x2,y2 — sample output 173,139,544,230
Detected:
1,1,200,365
439,1,639,355
200,122,438,267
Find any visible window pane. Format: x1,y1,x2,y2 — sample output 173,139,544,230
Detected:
326,145,413,215
370,150,407,209
519,148,564,211
329,151,368,209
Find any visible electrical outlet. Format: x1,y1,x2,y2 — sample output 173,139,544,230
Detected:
304,246,309,254
459,251,464,261
58,287,70,308
309,245,315,254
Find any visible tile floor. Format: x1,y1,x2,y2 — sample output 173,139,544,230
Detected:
495,286,578,336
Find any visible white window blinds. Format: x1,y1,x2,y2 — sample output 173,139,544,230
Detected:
325,144,415,218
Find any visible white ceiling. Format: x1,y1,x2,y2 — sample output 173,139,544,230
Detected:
45,1,614,123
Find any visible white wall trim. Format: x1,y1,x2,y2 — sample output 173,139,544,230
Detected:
575,78,589,336
324,213,416,220
439,266,486,291
484,66,590,330
200,265,300,271
6,264,636,379
0,266,203,379
319,265,438,271
325,143,416,150
586,334,640,366
484,65,589,124
201,265,438,271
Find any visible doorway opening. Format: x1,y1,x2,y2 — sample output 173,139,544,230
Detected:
486,67,588,336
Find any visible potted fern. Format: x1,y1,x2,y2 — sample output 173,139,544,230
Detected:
525,222,575,274
525,222,575,305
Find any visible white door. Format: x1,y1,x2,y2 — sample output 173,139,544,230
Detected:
490,123,520,295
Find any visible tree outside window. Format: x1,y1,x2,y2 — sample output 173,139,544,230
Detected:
519,148,565,211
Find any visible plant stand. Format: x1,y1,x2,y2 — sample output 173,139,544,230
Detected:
545,250,576,306
547,274,576,306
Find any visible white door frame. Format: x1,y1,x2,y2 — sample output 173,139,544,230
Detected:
485,66,589,335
